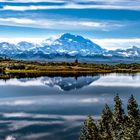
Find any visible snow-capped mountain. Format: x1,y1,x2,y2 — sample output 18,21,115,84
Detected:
0,33,104,59
0,42,18,56
16,41,37,51
106,46,140,58
52,33,103,56
0,33,139,61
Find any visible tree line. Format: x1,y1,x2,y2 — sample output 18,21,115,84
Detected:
79,94,140,140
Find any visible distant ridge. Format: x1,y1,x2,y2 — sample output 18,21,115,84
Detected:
0,33,139,62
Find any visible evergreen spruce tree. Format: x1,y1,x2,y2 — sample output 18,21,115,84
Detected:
79,116,100,140
113,94,126,140
124,95,140,140
79,95,140,140
98,104,113,140
127,95,140,124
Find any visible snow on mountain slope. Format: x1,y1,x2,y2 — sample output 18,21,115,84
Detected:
106,46,140,58
52,33,103,56
0,42,18,56
0,33,139,60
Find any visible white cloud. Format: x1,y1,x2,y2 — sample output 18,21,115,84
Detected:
81,98,99,103
0,18,35,24
5,136,16,140
1,2,140,11
0,37,46,44
0,78,45,86
0,17,124,31
3,5,52,11
92,38,140,50
0,35,59,44
1,0,64,2
90,73,140,87
78,21,105,27
2,112,88,120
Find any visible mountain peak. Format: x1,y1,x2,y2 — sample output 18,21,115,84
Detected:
17,41,33,46
60,33,76,39
53,33,103,55
132,46,139,49
17,41,35,50
59,33,91,43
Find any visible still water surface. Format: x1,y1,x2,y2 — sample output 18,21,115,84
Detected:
0,73,140,140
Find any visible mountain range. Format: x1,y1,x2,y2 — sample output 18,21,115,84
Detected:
0,33,140,62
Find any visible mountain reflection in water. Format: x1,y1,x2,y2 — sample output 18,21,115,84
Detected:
0,76,100,91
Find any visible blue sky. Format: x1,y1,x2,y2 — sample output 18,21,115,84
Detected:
0,0,140,49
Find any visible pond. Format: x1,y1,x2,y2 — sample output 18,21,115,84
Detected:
0,73,140,140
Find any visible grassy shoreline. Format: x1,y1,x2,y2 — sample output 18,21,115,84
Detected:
0,59,140,79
